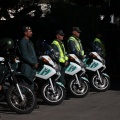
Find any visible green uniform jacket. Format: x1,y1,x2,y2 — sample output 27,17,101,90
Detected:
67,36,84,59
51,40,68,65
19,38,38,66
93,38,106,58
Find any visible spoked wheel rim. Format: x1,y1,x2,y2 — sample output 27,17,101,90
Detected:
10,85,35,111
70,80,89,95
43,84,64,103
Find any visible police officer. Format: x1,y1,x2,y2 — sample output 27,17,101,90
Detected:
51,30,68,85
19,26,38,90
67,27,84,60
93,31,106,58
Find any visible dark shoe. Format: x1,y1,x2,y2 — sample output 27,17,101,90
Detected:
35,103,39,109
64,94,70,100
35,105,39,109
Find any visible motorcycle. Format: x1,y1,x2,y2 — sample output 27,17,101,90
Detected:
65,54,90,98
34,42,65,105
83,52,110,92
0,38,37,114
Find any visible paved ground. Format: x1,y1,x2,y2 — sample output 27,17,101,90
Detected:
0,72,120,120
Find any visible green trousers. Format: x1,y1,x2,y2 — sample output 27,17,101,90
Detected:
21,63,36,90
59,65,66,85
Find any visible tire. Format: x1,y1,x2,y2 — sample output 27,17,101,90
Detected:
91,73,110,92
6,83,37,114
40,82,65,105
67,78,90,98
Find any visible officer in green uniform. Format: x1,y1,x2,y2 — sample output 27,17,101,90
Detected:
51,30,68,85
93,32,106,58
67,27,84,60
19,26,38,90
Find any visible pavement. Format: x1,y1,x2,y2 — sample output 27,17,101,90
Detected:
0,71,120,120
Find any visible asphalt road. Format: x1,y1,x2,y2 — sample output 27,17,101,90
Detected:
0,75,120,120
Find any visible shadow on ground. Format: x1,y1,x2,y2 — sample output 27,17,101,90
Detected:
0,102,15,114
110,78,120,91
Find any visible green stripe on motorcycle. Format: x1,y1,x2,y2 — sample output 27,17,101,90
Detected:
102,73,110,78
66,65,77,72
81,77,89,82
56,82,65,88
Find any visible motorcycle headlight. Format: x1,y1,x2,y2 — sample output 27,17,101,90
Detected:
69,56,75,61
41,57,49,64
90,53,97,59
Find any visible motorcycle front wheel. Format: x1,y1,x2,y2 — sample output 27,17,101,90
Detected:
40,82,65,105
67,78,90,98
6,83,37,114
91,73,110,92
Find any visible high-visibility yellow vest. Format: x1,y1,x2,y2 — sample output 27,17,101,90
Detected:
68,36,84,56
94,38,106,56
52,40,68,63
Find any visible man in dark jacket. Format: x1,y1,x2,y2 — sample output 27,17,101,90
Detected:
19,26,38,90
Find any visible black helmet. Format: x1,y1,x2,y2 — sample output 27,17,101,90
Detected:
0,38,14,51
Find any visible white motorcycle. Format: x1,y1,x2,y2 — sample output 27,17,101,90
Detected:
34,43,65,105
83,52,110,92
65,54,90,98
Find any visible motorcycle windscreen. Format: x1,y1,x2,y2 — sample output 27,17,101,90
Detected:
43,43,59,63
36,65,56,79
86,59,103,71
65,62,81,75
